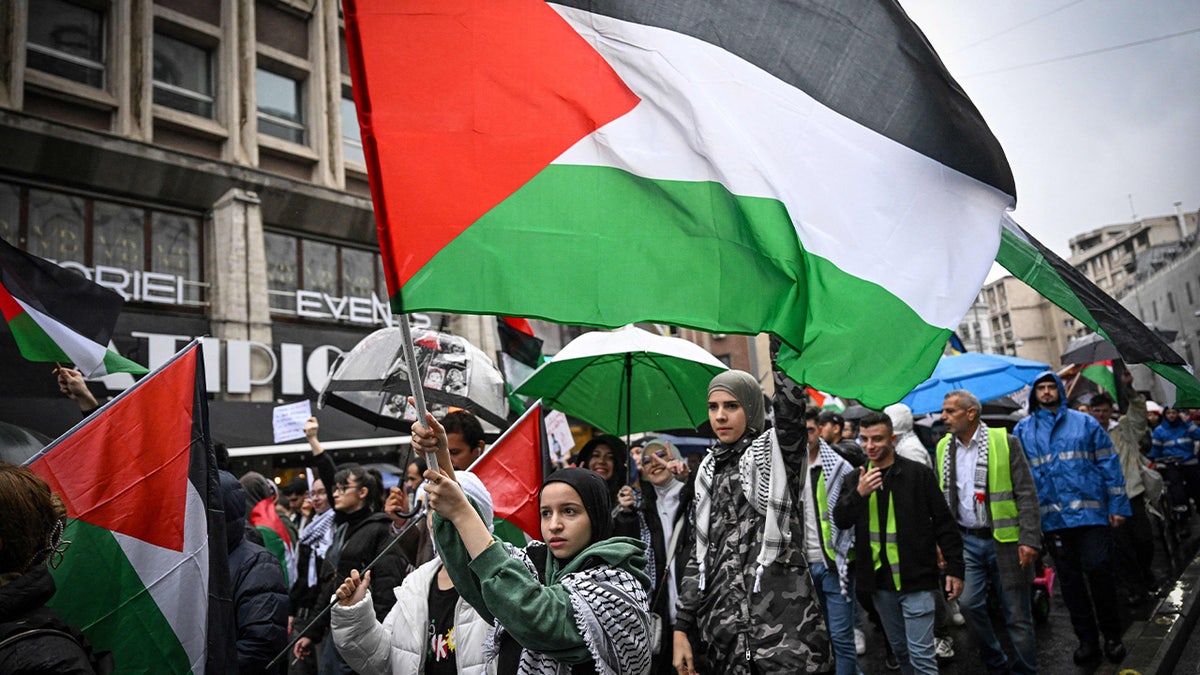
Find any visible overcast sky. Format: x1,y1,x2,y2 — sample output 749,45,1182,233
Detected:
899,0,1200,265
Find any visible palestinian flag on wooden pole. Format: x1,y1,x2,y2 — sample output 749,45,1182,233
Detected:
996,215,1200,406
499,317,546,414
25,341,236,673
0,236,147,376
343,0,1016,408
468,400,547,545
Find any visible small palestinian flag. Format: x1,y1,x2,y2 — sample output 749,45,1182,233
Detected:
0,236,147,376
499,317,546,414
344,0,1016,408
996,216,1200,406
25,341,235,673
1080,360,1116,398
468,401,546,544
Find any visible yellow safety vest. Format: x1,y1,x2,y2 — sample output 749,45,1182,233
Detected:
815,472,854,565
936,427,1020,544
867,464,900,591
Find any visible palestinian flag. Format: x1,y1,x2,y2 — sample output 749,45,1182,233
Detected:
25,341,235,673
805,387,844,413
249,497,293,585
996,215,1200,406
468,401,546,544
1080,360,1116,397
343,0,1016,408
499,317,546,413
0,236,148,377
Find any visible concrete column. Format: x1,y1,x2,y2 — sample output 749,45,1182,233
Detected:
448,314,500,363
320,0,344,188
0,0,28,110
209,188,273,401
234,0,257,165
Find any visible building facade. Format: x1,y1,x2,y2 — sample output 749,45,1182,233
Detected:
1068,210,1197,297
983,275,1083,368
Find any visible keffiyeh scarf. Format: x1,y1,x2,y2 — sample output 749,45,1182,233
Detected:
694,429,792,593
941,422,991,526
484,543,652,675
817,439,856,598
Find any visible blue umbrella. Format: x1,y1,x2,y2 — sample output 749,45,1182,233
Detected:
900,353,1049,415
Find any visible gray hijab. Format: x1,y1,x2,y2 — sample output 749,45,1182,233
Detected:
707,370,765,439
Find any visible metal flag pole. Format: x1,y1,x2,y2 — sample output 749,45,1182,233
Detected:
397,313,439,472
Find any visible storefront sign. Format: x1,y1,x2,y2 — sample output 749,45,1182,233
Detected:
294,290,394,326
52,261,187,305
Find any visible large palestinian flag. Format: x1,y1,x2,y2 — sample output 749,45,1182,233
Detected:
468,401,546,544
997,215,1200,406
344,0,1016,407
0,236,148,377
26,341,235,673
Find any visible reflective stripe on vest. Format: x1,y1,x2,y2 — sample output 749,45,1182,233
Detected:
816,471,855,565
868,478,900,591
935,428,1020,544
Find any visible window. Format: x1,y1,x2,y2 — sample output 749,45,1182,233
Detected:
26,0,106,88
1168,292,1176,314
1188,282,1194,306
153,33,214,118
264,231,387,320
257,68,305,144
1153,300,1158,321
341,95,365,165
2,180,205,306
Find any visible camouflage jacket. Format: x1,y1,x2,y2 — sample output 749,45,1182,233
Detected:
674,367,832,674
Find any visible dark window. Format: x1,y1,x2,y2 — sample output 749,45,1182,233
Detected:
153,33,214,118
1168,292,1176,314
303,240,338,296
341,95,365,164
0,183,19,244
1153,300,1158,321
152,213,202,302
93,201,145,270
341,247,375,298
27,189,86,263
265,232,299,313
256,69,305,143
26,0,106,88
1188,282,1194,306
265,231,385,320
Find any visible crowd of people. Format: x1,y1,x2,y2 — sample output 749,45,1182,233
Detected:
4,357,1199,675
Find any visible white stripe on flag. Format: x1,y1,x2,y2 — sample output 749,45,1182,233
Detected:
16,296,108,376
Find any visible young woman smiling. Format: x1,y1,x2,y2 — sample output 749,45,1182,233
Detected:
414,414,653,675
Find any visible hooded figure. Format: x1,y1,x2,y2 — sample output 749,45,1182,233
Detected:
885,402,932,467
218,471,289,674
674,365,832,675
429,462,652,675
331,471,497,675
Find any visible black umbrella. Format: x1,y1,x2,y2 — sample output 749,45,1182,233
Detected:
1062,324,1178,365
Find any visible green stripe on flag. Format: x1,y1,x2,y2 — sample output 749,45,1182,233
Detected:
7,310,72,362
403,164,947,406
493,518,530,547
103,347,150,375
1081,363,1116,395
48,519,190,673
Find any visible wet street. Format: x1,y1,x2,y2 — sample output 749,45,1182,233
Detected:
855,519,1200,674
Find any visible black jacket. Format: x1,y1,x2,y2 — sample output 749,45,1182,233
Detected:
833,455,964,593
613,477,694,619
220,471,289,674
0,566,110,674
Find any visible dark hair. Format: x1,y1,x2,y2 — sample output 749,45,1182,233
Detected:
576,434,628,498
858,411,893,434
213,441,230,471
409,456,428,474
0,463,65,574
334,464,384,512
442,410,485,449
1089,392,1116,408
282,477,308,497
804,407,819,423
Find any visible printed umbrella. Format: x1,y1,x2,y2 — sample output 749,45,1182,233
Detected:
514,325,728,435
900,352,1049,416
320,327,508,431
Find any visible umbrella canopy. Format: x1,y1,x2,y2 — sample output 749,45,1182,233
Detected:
1061,324,1178,365
514,325,729,435
320,327,508,431
900,352,1049,415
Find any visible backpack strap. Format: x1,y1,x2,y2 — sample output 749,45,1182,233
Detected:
0,627,82,651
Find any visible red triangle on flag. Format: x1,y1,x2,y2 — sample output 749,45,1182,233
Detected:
31,347,198,552
469,401,545,540
343,0,640,294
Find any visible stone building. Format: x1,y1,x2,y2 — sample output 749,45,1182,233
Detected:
1068,209,1197,297
982,275,1083,368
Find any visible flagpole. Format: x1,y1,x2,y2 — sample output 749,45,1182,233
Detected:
397,313,440,473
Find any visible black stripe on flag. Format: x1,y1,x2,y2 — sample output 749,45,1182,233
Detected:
0,236,125,345
550,0,1015,198
499,319,544,369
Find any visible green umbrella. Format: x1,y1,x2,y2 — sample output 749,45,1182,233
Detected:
514,325,729,436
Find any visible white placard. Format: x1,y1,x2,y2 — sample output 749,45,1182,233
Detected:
273,400,313,443
544,410,575,466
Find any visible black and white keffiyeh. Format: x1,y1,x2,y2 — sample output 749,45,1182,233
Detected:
817,438,855,598
484,543,652,675
694,428,792,593
299,507,335,555
941,422,991,526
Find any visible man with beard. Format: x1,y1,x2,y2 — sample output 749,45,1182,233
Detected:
1014,372,1131,665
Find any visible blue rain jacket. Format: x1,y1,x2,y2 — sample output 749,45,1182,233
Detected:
1150,416,1200,462
1014,371,1131,531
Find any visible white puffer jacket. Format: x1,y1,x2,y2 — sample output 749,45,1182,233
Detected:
330,558,494,675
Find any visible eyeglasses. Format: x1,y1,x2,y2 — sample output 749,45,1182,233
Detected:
332,483,359,494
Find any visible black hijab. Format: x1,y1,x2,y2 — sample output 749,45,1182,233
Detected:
541,467,613,545
575,434,629,499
